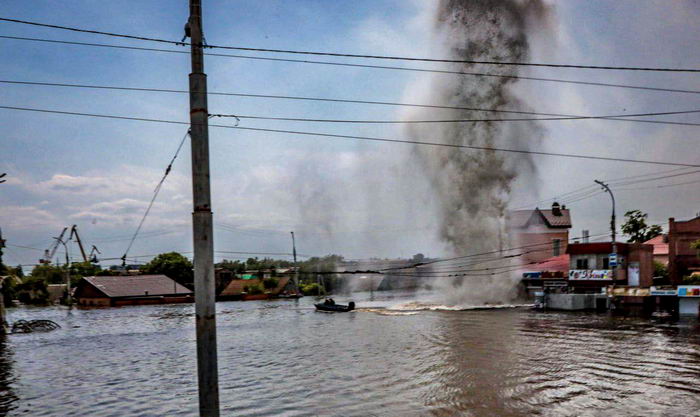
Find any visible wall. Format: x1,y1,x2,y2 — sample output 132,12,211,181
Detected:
668,217,700,284
517,230,570,265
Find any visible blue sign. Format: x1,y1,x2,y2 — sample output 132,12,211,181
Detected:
609,253,618,267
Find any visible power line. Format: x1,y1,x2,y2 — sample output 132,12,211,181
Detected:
379,231,610,271
2,105,699,168
121,130,190,262
209,110,700,127
2,17,699,72
6,79,700,127
617,177,700,191
2,35,700,95
510,166,699,210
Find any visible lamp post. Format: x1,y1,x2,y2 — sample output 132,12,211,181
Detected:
594,180,617,290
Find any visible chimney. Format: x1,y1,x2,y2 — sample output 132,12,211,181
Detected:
582,230,590,243
551,202,562,216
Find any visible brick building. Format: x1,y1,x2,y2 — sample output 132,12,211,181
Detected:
509,202,572,266
668,216,700,284
566,242,654,292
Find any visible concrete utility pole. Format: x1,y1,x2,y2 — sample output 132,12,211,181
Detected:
595,180,617,286
187,1,220,415
55,236,72,306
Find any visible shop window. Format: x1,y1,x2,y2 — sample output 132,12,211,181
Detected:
576,258,588,269
603,257,610,269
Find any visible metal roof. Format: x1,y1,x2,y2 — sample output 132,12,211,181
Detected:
82,275,192,298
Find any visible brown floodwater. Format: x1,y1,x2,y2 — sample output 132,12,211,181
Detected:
1,291,699,416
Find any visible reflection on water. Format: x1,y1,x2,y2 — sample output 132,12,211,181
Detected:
3,292,700,416
0,336,18,415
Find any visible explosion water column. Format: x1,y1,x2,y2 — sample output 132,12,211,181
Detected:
403,0,550,303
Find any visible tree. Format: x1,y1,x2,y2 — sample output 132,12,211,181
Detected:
691,239,700,257
621,210,662,243
141,252,194,288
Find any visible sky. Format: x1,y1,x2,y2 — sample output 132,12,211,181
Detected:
1,0,700,269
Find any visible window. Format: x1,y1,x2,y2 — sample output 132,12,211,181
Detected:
602,257,609,269
552,239,561,256
576,258,589,269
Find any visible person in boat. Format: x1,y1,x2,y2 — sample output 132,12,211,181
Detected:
324,298,336,306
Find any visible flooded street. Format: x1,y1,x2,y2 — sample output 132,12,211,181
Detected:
2,292,700,416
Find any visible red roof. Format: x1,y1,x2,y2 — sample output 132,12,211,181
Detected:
509,208,571,229
534,254,570,272
82,275,192,298
644,235,669,256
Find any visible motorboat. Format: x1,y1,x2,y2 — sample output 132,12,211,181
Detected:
314,299,355,312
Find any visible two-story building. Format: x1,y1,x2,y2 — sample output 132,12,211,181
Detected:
508,202,572,266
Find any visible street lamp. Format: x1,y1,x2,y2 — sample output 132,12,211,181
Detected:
594,180,617,288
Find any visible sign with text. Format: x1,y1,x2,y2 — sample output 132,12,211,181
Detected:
609,253,617,267
569,269,612,280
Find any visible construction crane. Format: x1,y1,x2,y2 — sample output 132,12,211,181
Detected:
40,227,68,264
88,245,101,264
68,225,89,263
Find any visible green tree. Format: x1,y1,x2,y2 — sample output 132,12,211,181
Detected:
621,210,662,243
653,261,668,280
141,252,194,288
29,264,65,284
262,277,279,290
691,239,700,257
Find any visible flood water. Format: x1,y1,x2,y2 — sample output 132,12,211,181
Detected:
2,291,700,416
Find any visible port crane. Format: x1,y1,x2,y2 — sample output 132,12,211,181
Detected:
40,227,68,264
68,225,100,263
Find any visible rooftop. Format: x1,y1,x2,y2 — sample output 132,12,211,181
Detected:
82,274,192,298
644,234,669,256
509,204,572,229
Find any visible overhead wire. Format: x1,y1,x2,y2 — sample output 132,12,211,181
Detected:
1,105,699,168
5,79,700,127
2,17,699,72
209,109,700,127
121,129,190,263
2,35,700,95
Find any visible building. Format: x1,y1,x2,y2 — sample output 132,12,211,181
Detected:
74,275,193,307
508,202,572,266
566,242,654,292
521,254,569,295
644,234,669,266
668,216,700,285
217,276,291,301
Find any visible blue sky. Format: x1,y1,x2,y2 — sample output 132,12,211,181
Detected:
1,1,700,268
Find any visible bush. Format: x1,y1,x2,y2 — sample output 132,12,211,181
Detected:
300,283,325,296
262,277,279,290
653,261,668,279
683,274,700,285
243,284,264,295
15,276,50,305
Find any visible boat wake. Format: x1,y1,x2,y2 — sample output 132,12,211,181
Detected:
386,301,533,312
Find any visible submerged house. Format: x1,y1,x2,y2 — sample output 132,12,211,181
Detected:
218,276,291,301
74,275,193,307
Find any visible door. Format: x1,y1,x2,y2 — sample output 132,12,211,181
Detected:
628,262,640,286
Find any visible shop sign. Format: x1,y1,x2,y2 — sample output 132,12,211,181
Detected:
678,286,700,297
569,269,612,280
650,287,677,296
